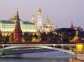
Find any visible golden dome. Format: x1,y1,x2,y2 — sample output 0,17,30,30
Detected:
46,17,51,23
10,14,17,21
37,8,42,13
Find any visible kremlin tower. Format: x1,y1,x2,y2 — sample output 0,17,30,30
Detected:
71,21,74,29
71,21,75,29
13,9,22,43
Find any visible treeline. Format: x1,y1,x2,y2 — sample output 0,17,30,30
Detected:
0,28,84,44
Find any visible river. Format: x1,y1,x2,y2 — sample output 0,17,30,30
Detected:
0,47,84,62
0,57,83,62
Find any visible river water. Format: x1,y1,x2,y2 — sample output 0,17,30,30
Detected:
0,57,83,62
0,47,84,62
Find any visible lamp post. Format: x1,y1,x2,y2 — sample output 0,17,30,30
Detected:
58,33,61,43
2,45,5,56
61,34,63,43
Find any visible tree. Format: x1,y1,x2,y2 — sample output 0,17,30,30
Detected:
40,32,48,43
0,30,2,44
22,36,25,43
9,33,13,43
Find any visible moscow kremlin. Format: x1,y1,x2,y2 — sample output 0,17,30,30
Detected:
0,8,84,44
0,8,84,61
0,0,84,62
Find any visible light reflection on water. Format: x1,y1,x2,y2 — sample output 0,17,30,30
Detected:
0,57,83,62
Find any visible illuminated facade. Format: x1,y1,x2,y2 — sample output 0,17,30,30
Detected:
31,8,55,32
31,15,35,23
71,30,79,42
36,8,43,27
31,8,43,31
41,18,55,32
0,13,37,36
0,8,55,36
13,10,22,43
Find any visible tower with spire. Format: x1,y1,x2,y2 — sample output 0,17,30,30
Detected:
31,14,35,23
13,9,22,43
71,21,74,29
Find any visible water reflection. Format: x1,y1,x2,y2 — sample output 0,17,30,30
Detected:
0,57,83,62
70,59,83,62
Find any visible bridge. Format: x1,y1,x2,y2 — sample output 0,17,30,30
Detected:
0,43,84,60
0,44,76,53
0,44,76,57
0,44,76,47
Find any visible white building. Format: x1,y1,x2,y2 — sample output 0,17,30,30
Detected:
31,8,55,33
41,18,55,32
0,13,37,36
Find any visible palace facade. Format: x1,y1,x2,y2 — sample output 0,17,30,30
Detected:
0,14,37,36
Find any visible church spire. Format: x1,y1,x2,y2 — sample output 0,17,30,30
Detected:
31,14,35,23
71,21,74,29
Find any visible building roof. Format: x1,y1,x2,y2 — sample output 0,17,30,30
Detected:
23,21,35,25
0,20,35,25
0,20,14,24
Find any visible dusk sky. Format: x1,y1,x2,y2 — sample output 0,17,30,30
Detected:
0,0,84,29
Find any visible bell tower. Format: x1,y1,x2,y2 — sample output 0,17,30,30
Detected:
36,8,43,30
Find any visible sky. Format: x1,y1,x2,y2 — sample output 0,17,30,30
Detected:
0,0,84,29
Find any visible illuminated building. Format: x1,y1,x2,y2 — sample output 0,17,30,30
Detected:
72,30,79,43
31,14,35,23
0,8,55,36
13,10,22,43
76,43,84,53
31,8,43,31
41,18,55,32
36,8,43,27
0,11,37,36
31,8,55,32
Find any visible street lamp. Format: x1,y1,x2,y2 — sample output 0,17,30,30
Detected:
61,34,63,43
1,44,5,56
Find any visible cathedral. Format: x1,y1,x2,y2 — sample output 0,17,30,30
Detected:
31,8,55,32
41,18,55,32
